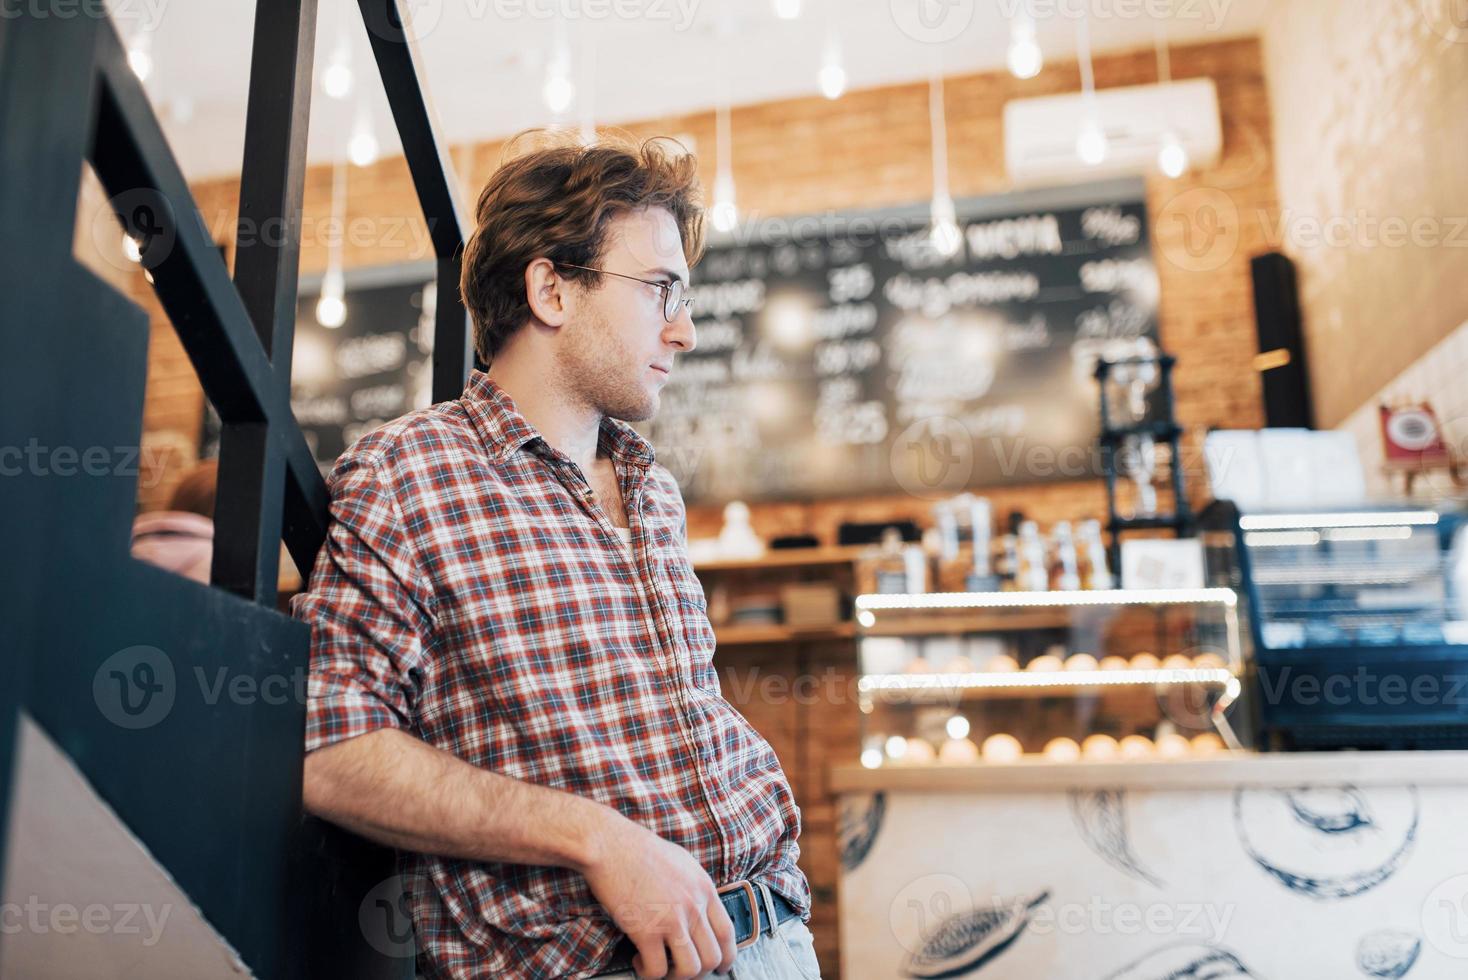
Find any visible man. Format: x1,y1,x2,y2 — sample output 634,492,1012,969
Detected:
293,136,817,980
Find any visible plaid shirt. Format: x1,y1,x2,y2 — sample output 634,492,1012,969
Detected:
292,371,808,979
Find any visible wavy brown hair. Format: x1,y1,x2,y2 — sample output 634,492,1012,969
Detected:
460,132,706,364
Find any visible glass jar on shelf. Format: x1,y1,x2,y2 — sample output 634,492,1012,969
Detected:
852,588,1248,768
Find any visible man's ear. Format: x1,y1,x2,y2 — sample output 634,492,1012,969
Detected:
523,257,570,328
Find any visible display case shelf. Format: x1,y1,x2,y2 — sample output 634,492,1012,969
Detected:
852,587,1248,764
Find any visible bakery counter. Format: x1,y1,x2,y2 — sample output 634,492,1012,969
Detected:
830,753,1468,979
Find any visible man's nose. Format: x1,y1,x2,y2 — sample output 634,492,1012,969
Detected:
665,306,696,353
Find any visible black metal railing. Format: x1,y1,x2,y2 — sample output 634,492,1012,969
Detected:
0,1,470,975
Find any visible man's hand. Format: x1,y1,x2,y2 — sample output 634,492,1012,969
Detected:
580,817,738,980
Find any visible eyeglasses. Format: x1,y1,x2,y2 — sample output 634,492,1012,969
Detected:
557,262,694,323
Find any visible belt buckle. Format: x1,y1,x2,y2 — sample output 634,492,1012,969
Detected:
718,880,761,951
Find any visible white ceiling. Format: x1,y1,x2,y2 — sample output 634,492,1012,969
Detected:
110,0,1275,181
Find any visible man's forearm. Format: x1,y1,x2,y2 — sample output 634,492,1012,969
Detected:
302,728,619,872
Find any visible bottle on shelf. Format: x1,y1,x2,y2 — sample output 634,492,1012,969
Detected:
867,527,911,595
932,500,968,594
1016,521,1050,591
1050,521,1082,591
965,495,1001,592
998,534,1021,591
1077,518,1115,590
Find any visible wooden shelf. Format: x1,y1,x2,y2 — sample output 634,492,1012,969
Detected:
862,610,1073,636
714,622,857,646
693,546,865,573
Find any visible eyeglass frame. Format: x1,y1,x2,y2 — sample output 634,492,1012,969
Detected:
555,262,694,323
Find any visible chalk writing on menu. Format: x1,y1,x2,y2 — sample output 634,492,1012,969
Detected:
639,181,1158,504
200,273,438,470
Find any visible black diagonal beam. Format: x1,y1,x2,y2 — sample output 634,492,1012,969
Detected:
213,0,319,603
88,20,328,577
355,0,473,402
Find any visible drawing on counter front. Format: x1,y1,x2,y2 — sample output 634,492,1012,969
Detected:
1070,789,1164,888
1356,929,1422,978
901,890,1049,979
1102,942,1261,980
1233,785,1421,900
838,791,885,872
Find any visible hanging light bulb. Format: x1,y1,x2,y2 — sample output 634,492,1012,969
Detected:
1158,132,1188,178
1152,21,1186,178
322,60,354,100
711,92,737,233
126,34,153,82
818,52,847,100
926,75,960,258
122,232,143,264
318,153,349,328
1077,117,1108,166
773,0,801,18
543,68,574,115
711,174,738,233
1074,13,1106,167
1007,20,1043,79
316,266,347,329
930,194,962,258
348,127,379,167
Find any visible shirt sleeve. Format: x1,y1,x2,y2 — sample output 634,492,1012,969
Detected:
290,451,436,753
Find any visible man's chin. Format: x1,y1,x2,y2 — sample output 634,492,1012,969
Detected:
604,391,658,424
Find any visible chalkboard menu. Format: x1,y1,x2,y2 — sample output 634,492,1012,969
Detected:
201,264,437,471
641,178,1158,504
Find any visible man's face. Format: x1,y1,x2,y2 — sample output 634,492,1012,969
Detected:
558,207,696,422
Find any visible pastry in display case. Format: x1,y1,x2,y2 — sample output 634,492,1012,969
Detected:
1204,501,1468,749
853,589,1247,767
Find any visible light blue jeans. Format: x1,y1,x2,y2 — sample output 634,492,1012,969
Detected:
596,917,822,980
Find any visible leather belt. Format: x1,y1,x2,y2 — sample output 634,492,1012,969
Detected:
591,881,800,976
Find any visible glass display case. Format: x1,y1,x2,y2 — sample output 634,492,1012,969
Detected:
1204,501,1468,749
852,589,1248,767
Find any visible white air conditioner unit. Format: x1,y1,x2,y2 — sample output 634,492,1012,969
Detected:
1003,78,1222,184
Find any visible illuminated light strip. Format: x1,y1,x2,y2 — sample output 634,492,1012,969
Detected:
1323,525,1414,542
1239,511,1439,531
854,588,1238,612
1244,530,1321,548
855,668,1234,693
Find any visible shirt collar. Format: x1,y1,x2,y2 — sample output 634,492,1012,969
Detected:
460,370,655,467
